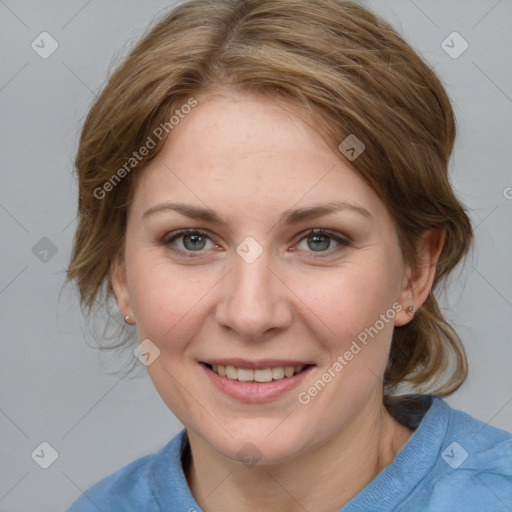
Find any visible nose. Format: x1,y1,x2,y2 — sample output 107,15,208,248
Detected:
214,251,293,341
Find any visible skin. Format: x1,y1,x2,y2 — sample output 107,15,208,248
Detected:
112,88,444,511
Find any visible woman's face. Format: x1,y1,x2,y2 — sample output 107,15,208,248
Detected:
113,89,415,465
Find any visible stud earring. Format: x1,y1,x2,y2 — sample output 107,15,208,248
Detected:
407,306,415,315
124,314,131,324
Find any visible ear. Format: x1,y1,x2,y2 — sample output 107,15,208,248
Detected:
110,252,133,321
394,229,446,327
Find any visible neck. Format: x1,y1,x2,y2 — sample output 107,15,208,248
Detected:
184,394,413,512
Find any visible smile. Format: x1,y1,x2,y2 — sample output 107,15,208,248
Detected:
200,360,314,402
205,363,306,382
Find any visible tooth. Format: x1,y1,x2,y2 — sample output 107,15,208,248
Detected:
254,368,272,382
212,364,304,381
237,368,254,381
271,367,285,379
284,366,295,377
226,365,237,380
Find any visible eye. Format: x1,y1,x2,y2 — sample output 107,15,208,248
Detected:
163,229,217,255
294,228,351,255
162,227,351,258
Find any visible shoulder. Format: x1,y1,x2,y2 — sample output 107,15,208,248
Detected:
441,398,512,473
65,430,187,512
417,398,512,511
66,455,156,511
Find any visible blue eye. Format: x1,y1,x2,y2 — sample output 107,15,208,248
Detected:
162,228,351,258
295,228,351,254
163,229,216,254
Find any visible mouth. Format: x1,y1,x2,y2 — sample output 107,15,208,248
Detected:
202,362,310,382
199,359,315,402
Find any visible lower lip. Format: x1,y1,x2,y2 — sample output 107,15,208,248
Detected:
201,364,314,403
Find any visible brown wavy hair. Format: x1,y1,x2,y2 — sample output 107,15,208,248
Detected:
65,0,473,400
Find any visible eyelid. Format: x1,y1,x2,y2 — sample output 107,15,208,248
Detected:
162,227,351,256
162,228,215,245
162,228,220,255
291,228,352,257
295,228,351,246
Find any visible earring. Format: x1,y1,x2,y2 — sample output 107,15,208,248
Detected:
407,306,415,315
124,314,131,324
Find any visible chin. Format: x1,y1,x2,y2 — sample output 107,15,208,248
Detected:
197,419,317,467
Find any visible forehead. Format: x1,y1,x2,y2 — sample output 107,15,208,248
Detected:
165,90,332,169
129,90,387,223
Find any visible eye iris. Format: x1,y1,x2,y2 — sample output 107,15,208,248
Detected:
183,233,206,251
176,232,337,252
308,235,330,251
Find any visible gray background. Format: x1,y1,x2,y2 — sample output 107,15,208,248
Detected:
0,0,511,510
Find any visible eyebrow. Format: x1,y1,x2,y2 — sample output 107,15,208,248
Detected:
142,200,373,224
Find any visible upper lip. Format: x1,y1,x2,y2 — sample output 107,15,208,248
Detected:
201,358,314,369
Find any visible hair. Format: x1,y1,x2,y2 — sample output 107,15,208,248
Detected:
65,0,474,404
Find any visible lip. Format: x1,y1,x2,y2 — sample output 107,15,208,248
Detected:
200,361,315,403
202,358,314,369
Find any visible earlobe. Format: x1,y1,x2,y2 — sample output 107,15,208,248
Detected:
394,230,445,327
110,255,133,320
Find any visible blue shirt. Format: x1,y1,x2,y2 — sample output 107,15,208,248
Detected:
66,396,512,511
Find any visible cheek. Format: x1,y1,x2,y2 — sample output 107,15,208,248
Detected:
293,255,400,395
126,250,213,345
300,257,399,334
126,257,216,416
294,263,398,420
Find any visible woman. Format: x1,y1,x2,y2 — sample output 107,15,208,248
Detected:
65,0,512,510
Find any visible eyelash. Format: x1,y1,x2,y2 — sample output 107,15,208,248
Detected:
162,228,351,258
